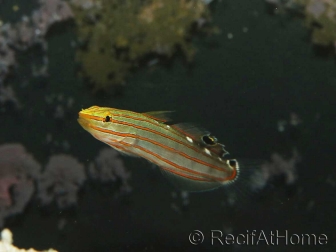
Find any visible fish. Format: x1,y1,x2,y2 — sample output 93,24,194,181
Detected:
78,106,240,192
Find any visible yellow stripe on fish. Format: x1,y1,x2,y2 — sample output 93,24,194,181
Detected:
78,106,239,191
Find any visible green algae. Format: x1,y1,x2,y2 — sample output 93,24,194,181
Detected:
292,0,336,47
71,0,215,91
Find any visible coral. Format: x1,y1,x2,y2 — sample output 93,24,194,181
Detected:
266,0,336,52
32,0,74,36
0,228,58,252
302,0,336,47
0,0,74,84
0,143,41,228
250,149,301,190
71,0,214,90
88,148,131,195
37,154,86,209
0,84,21,110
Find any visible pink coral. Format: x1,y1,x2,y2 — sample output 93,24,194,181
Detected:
32,0,74,38
0,143,41,227
88,148,132,195
38,154,86,209
0,0,74,84
0,177,19,207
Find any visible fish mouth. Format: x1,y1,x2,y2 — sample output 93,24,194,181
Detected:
77,117,91,131
77,110,94,131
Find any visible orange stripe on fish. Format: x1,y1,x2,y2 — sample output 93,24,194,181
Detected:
117,140,227,182
78,106,239,191
88,123,227,173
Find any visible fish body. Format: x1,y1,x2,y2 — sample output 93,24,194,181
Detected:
78,106,239,191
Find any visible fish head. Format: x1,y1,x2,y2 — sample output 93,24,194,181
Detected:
78,106,123,144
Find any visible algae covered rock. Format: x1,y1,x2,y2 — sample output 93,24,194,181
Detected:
301,0,336,47
71,0,216,91
266,0,336,53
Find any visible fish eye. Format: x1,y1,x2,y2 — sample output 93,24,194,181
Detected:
202,135,217,145
228,159,236,168
105,116,111,122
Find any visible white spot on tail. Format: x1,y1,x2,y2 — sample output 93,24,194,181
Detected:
204,148,211,156
186,136,193,143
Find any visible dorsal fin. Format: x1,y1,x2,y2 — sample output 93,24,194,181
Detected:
143,111,174,123
207,143,229,157
171,123,229,157
171,123,210,139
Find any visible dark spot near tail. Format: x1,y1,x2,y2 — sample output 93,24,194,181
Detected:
229,159,237,168
202,135,217,145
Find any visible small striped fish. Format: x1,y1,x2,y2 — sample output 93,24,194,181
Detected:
78,106,239,191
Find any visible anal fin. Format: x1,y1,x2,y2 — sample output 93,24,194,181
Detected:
160,167,222,192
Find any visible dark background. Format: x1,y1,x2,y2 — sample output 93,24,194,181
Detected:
0,0,335,251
